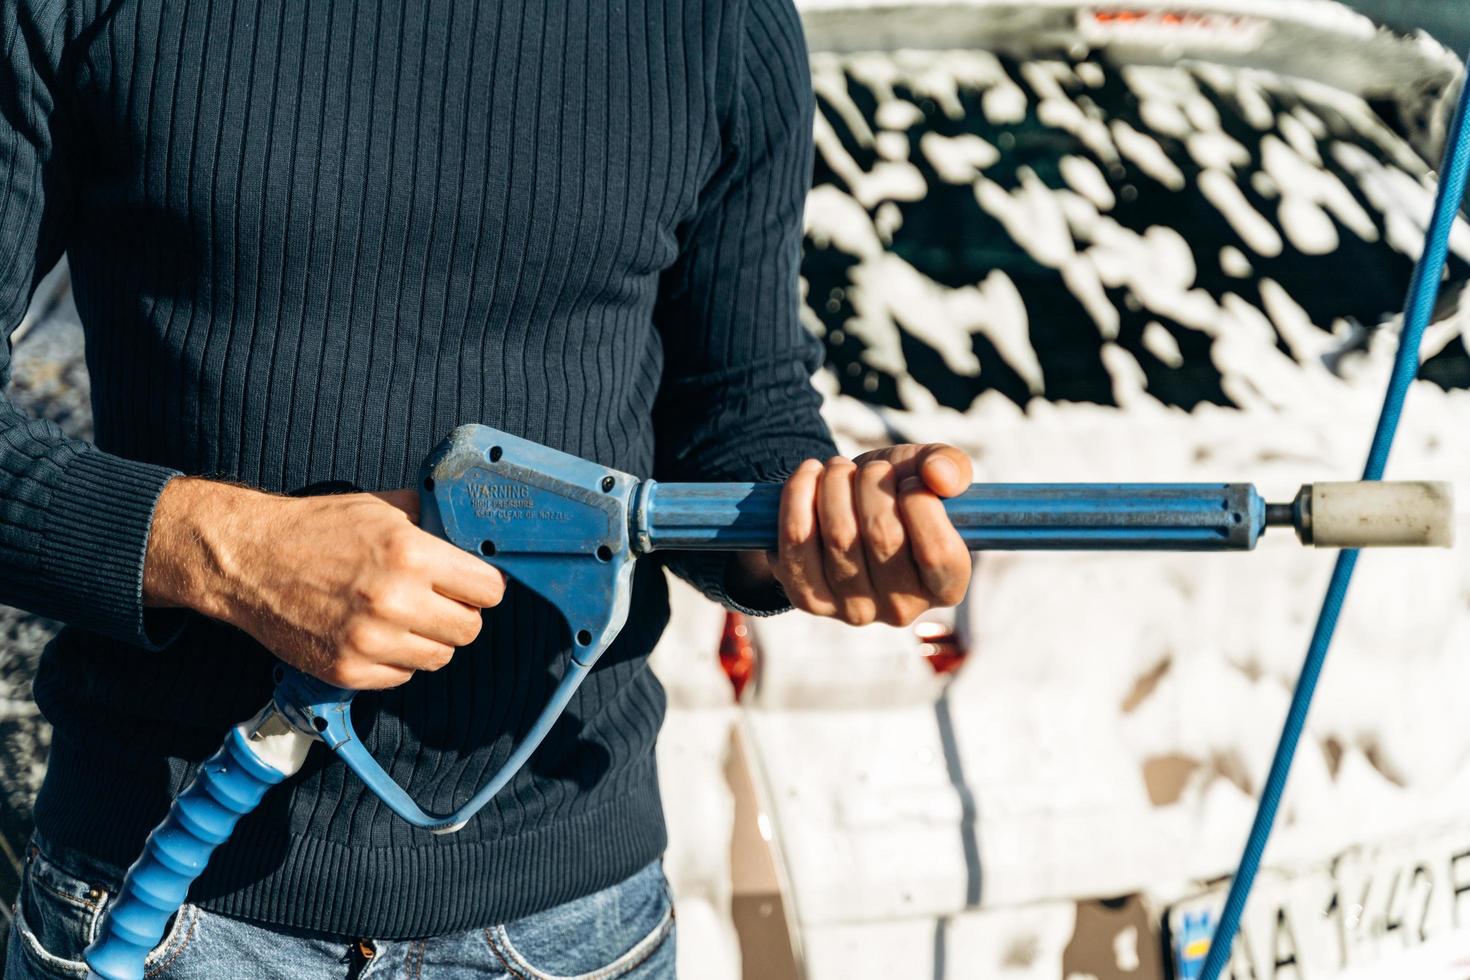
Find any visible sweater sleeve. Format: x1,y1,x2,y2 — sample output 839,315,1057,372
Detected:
0,2,183,648
651,0,837,615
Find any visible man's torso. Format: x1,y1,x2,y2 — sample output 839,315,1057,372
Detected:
28,0,748,936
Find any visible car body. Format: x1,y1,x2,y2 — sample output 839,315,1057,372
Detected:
653,3,1470,978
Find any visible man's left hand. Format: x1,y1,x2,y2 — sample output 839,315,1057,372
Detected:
739,445,974,626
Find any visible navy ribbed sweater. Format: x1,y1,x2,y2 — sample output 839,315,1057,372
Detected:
0,0,833,938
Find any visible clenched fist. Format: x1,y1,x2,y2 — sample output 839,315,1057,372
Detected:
735,445,973,626
144,479,506,689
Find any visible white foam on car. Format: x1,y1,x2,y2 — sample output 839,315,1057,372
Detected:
1141,320,1185,367
1218,244,1254,278
1260,134,1380,254
805,184,886,258
1199,168,1286,257
920,132,1001,184
973,171,1074,269
661,12,1470,977
811,104,928,210
1186,130,1251,172
1332,140,1470,263
793,20,1470,922
1060,155,1116,211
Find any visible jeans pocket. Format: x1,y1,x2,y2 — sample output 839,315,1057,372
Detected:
10,839,199,980
485,862,675,980
11,842,108,978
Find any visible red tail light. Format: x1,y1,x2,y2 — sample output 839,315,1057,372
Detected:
719,612,757,699
915,620,968,676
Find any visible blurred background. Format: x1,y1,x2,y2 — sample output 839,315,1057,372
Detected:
4,2,1470,978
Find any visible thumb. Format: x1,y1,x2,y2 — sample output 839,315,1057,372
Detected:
916,445,972,497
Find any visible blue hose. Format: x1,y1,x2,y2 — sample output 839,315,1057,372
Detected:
84,726,296,980
1198,67,1470,980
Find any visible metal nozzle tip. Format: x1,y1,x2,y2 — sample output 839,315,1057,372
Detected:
1264,502,1296,527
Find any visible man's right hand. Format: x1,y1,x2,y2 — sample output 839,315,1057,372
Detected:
142,478,507,689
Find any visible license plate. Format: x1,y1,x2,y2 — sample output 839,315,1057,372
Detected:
1166,823,1470,979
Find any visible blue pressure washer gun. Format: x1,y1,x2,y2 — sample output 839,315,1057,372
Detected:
82,423,1455,978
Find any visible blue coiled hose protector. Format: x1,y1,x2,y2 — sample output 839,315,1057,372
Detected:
83,727,292,980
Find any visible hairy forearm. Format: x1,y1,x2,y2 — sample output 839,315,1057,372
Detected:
142,477,268,619
139,476,505,689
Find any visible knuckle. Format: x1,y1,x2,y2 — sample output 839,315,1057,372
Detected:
842,600,877,626
422,646,455,671
355,578,397,615
780,518,812,549
823,554,861,588
862,519,905,557
382,529,423,570
823,515,859,552
825,456,856,475
341,620,378,654
370,586,406,620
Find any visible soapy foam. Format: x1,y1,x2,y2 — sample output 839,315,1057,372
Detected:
653,33,1470,979
787,42,1470,944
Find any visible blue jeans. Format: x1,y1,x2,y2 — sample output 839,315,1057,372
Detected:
5,835,675,979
